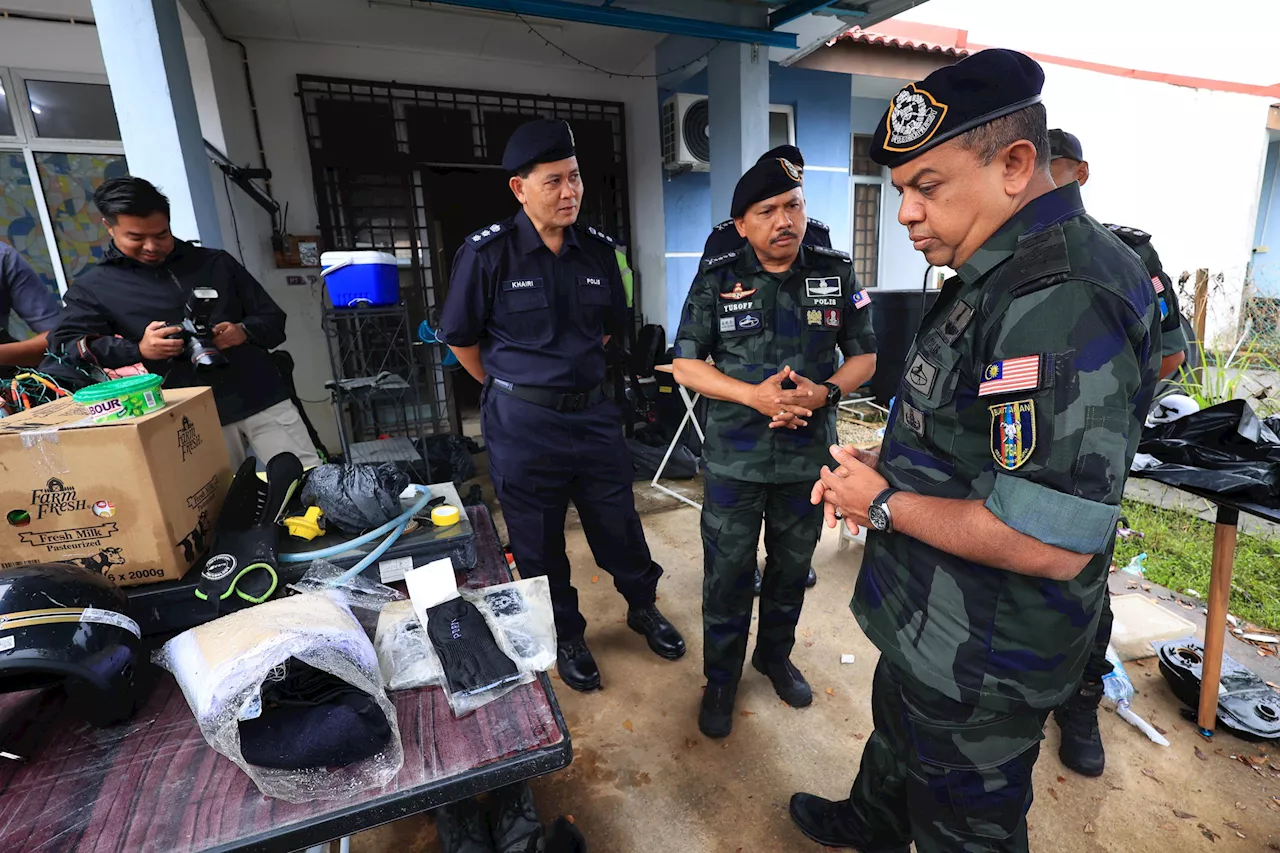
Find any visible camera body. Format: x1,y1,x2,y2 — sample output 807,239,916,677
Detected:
171,287,228,372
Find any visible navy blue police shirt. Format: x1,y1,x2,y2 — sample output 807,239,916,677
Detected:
439,208,627,391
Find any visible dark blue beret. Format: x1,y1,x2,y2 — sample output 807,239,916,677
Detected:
502,118,576,174
870,49,1045,168
731,157,803,219
758,145,804,169
1048,128,1084,161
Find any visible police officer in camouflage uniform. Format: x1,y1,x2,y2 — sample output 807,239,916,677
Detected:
1047,128,1189,778
701,144,833,594
791,50,1161,852
673,158,877,739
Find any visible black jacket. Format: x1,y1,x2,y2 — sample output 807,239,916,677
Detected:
49,240,290,425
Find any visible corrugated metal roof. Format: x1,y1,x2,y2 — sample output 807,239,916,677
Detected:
833,22,970,57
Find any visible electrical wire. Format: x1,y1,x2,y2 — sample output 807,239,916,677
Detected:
499,1,720,80
223,171,244,263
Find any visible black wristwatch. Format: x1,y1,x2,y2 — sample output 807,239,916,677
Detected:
868,488,900,534
823,381,842,408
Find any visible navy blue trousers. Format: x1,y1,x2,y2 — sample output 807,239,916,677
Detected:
482,385,662,640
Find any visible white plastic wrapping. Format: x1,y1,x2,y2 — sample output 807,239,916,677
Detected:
374,576,556,716
288,558,404,636
153,593,404,802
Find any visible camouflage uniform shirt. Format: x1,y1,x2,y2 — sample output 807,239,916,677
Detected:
673,244,877,483
853,183,1161,712
1105,224,1188,358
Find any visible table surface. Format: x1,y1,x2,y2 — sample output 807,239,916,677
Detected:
0,505,571,853
1131,473,1280,523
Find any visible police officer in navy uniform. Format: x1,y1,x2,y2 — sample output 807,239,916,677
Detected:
700,144,832,594
439,118,685,692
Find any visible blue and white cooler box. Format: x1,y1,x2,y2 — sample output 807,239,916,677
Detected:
320,250,399,307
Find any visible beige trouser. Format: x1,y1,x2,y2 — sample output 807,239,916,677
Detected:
222,399,322,469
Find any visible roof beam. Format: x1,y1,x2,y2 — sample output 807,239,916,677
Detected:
768,0,845,29
415,0,799,48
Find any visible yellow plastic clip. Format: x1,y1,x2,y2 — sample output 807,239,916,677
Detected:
284,506,326,541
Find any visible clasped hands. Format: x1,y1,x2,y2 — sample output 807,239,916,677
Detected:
810,444,889,535
748,365,826,430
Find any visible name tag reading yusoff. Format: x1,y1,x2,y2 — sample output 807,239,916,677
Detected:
502,278,543,292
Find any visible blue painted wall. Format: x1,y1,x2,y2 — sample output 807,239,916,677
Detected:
659,63,852,336
1253,140,1280,297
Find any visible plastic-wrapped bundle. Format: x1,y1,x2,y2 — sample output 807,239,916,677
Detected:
153,593,403,802
300,463,410,533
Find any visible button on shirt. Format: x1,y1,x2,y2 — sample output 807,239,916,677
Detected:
439,209,626,391
0,242,60,334
852,183,1161,713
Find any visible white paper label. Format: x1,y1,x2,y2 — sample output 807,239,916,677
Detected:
404,558,460,629
80,607,141,638
379,556,414,584
0,636,13,652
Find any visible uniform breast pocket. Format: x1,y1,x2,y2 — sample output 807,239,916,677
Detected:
497,277,550,342
898,331,967,457
576,275,612,307
717,302,765,342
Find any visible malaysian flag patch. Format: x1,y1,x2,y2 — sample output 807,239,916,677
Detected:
1151,275,1165,294
978,355,1042,397
851,290,871,310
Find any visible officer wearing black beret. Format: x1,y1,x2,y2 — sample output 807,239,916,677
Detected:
1047,126,1188,780
699,144,836,595
791,50,1160,852
439,118,685,692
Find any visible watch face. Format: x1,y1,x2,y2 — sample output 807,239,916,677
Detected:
868,504,889,532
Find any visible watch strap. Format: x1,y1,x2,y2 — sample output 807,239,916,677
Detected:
823,381,842,406
871,487,899,532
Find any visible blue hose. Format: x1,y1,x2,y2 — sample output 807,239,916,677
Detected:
280,485,433,586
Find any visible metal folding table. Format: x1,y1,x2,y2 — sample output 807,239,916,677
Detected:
649,364,703,511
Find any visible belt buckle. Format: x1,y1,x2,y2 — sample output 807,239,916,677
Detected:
560,391,587,411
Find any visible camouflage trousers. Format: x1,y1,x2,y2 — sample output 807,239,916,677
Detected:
1079,592,1115,684
839,659,1047,853
701,473,822,684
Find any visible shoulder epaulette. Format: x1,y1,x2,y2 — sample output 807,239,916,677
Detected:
808,218,830,232
1005,225,1071,299
809,245,850,263
701,248,743,272
582,224,617,247
1103,223,1152,248
712,219,736,233
465,220,514,249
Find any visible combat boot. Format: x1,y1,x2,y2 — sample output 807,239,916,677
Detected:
789,794,909,852
698,680,738,739
752,650,812,707
490,782,543,853
556,637,601,692
1054,679,1105,777
805,566,817,588
435,797,495,853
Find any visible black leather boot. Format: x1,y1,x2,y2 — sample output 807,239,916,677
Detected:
490,782,542,853
626,604,686,660
805,566,817,588
698,681,738,739
436,797,495,853
556,637,601,692
1054,679,1105,776
752,650,812,707
789,793,908,852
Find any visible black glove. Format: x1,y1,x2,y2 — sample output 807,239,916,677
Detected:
425,598,521,697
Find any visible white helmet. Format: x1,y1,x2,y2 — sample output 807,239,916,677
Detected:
1147,393,1200,427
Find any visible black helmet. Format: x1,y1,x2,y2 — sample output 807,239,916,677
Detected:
0,563,143,727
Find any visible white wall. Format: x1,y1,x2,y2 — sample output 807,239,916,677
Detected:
1040,61,1273,345
0,18,104,74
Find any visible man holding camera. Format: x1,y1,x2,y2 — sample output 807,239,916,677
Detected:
49,177,319,467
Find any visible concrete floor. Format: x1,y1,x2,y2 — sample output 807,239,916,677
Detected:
354,480,1280,853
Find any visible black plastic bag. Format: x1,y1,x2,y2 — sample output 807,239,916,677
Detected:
1137,399,1280,504
424,434,479,485
627,433,700,482
301,463,410,533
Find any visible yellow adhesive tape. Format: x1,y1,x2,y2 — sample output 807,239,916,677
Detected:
431,505,461,527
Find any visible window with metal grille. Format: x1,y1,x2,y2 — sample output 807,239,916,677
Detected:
851,134,883,287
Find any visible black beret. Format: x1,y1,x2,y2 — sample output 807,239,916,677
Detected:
1048,128,1084,161
731,157,803,219
870,49,1045,168
758,145,804,169
502,118,576,174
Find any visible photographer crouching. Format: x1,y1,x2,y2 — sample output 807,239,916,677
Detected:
48,177,320,468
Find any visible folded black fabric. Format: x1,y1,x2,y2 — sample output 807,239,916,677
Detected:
238,658,392,770
426,598,522,697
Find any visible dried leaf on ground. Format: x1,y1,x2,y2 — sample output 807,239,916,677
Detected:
1142,767,1163,783
1223,820,1244,831
591,575,599,583
622,720,633,732
1083,822,1096,834
1057,775,1066,783
1198,823,1220,842
1195,747,1208,761
1127,580,1139,589
1173,809,1196,819
1142,583,1152,592
684,737,697,749
1235,802,1248,810
1154,723,1168,735
1159,822,1177,831
1048,788,1059,800
826,687,835,697
740,711,756,718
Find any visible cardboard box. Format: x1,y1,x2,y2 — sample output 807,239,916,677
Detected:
0,387,230,587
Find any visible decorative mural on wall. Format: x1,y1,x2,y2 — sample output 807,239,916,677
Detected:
36,152,129,287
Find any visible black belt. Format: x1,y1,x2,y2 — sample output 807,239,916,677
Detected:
489,378,607,413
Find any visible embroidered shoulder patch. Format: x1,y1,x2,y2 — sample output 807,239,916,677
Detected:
978,355,1042,397
851,290,871,310
1151,275,1165,294
990,399,1036,471
719,282,758,301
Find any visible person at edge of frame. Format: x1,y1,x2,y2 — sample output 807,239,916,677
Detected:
673,154,877,739
790,49,1161,852
438,117,686,696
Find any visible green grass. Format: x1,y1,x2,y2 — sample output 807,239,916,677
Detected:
1112,499,1280,631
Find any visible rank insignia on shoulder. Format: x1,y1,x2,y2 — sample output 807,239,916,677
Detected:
468,222,507,245
585,225,616,245
810,245,851,262
851,290,871,310
1151,275,1165,294
703,250,741,270
720,282,757,300
808,218,830,231
990,399,1035,471
978,355,1042,397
